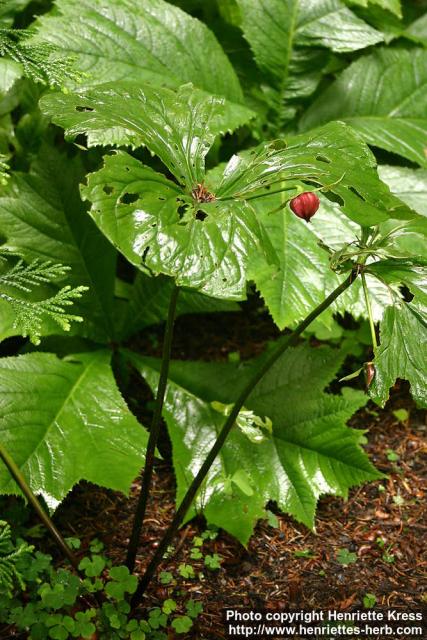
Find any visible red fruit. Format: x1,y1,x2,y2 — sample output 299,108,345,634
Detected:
289,192,320,222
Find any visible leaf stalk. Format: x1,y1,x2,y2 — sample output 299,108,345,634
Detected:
126,284,180,572
361,270,378,352
0,443,80,572
131,269,358,607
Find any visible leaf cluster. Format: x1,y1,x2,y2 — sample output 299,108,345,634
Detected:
0,0,425,561
0,522,204,639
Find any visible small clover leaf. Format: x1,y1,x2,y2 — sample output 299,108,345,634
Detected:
105,566,137,600
162,598,177,615
171,615,193,634
78,555,106,578
89,538,104,554
38,583,66,610
159,571,173,585
204,554,222,570
186,599,203,619
336,548,358,566
178,564,195,579
148,607,168,630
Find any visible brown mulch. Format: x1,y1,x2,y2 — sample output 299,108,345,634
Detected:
3,307,427,638
52,391,426,640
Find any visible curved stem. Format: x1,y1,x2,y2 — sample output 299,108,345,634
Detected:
361,271,378,352
126,284,180,572
0,444,80,572
131,270,358,608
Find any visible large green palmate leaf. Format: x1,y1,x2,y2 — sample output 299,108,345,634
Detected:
127,344,381,543
0,146,116,342
405,13,427,47
0,59,21,95
42,83,415,299
344,0,401,16
40,83,253,189
114,274,239,341
208,122,416,226
0,297,16,341
0,350,148,509
300,48,427,167
33,0,243,101
79,122,414,300
0,1,32,26
378,166,427,217
235,0,383,129
368,302,427,408
81,151,276,300
367,258,427,307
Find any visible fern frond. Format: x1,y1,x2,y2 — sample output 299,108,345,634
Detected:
0,258,70,292
1,285,88,344
0,521,34,597
0,256,88,344
0,28,81,88
0,154,9,185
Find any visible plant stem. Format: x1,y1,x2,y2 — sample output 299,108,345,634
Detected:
361,271,378,352
0,443,80,572
131,270,358,607
126,284,180,572
236,186,295,202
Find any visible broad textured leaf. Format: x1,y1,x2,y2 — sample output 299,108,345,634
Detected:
0,297,16,341
33,0,243,101
40,83,253,189
378,166,427,217
80,121,415,300
114,273,239,341
345,0,401,17
405,14,427,47
369,303,427,408
0,146,116,341
82,151,276,300
0,58,21,94
367,258,427,307
0,350,148,508
209,122,415,226
0,1,32,26
236,0,383,128
128,345,381,542
300,48,427,167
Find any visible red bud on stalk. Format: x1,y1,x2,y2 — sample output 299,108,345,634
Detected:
364,362,375,387
289,192,320,222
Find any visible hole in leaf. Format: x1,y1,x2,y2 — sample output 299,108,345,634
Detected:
158,196,166,201
120,192,138,205
176,198,187,218
142,247,150,263
349,186,366,201
324,192,344,206
400,284,413,302
103,185,113,195
196,210,207,221
76,105,94,112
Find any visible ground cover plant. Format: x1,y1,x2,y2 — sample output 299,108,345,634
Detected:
0,0,426,637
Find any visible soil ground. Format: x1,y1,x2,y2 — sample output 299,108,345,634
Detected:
2,307,427,639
